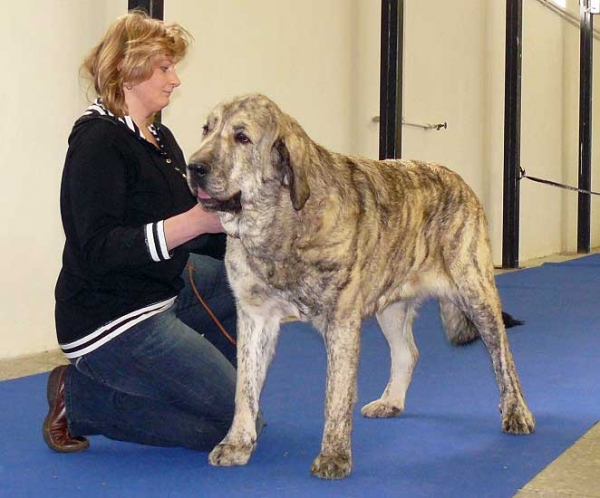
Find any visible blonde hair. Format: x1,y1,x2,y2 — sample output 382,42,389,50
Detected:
81,10,192,116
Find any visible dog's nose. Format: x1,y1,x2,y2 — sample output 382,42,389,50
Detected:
187,162,211,176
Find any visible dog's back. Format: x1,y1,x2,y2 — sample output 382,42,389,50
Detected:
294,151,494,323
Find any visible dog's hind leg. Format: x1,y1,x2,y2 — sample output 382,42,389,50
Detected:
208,304,282,467
453,278,535,435
361,300,419,418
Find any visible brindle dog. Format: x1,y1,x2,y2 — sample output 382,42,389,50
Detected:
187,94,535,479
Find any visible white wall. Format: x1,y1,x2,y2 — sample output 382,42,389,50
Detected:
537,0,600,254
402,0,488,206
1,0,598,359
399,0,599,263
163,0,355,157
0,0,125,359
520,0,567,258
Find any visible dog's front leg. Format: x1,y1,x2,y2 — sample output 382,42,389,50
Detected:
311,316,361,479
209,306,281,467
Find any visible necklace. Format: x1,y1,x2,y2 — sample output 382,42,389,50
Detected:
147,124,187,179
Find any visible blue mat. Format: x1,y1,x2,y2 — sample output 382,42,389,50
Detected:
2,256,600,497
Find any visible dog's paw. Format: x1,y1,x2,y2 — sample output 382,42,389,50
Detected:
310,452,352,480
501,404,536,435
361,399,403,418
208,441,255,467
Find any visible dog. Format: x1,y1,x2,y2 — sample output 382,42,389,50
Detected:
186,93,535,479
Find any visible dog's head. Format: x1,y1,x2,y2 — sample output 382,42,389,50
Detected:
187,94,311,216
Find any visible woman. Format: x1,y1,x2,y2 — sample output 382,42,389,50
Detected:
44,10,248,453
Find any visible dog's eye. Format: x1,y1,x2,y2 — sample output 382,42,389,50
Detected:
202,124,209,136
234,132,252,145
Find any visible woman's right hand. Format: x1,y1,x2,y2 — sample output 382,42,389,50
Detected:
164,203,224,250
195,204,223,234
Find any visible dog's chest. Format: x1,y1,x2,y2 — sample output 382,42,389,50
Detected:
262,257,333,300
229,242,346,318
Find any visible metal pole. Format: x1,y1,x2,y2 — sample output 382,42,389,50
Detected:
577,0,594,253
128,0,164,19
379,0,404,160
502,0,523,269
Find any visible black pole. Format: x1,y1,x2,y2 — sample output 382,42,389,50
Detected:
502,0,523,269
128,0,164,19
577,1,594,253
379,0,404,160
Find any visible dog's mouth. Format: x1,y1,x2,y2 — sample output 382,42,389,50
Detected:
196,188,242,213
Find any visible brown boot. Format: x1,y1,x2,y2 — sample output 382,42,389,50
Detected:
42,365,90,453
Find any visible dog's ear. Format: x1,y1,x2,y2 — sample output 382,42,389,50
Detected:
272,136,310,211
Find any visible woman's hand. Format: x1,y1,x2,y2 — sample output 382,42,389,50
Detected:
164,203,223,250
198,205,224,234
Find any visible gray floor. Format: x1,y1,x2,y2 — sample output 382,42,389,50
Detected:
2,251,599,497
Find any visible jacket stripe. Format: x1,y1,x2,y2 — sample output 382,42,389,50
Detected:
156,220,170,260
145,223,160,261
60,297,176,359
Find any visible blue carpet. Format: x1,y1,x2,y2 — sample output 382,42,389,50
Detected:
2,256,600,497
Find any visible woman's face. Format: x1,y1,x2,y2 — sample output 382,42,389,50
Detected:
125,55,181,119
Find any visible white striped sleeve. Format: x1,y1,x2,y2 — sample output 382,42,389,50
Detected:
156,220,170,260
144,222,172,262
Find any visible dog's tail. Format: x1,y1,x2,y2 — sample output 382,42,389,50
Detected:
439,301,524,346
501,311,524,329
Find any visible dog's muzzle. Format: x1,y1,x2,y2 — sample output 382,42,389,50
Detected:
187,162,243,213
188,161,211,178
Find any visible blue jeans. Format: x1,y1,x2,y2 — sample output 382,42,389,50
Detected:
64,253,245,451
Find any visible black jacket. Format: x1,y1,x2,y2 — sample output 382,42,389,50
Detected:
55,109,224,357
